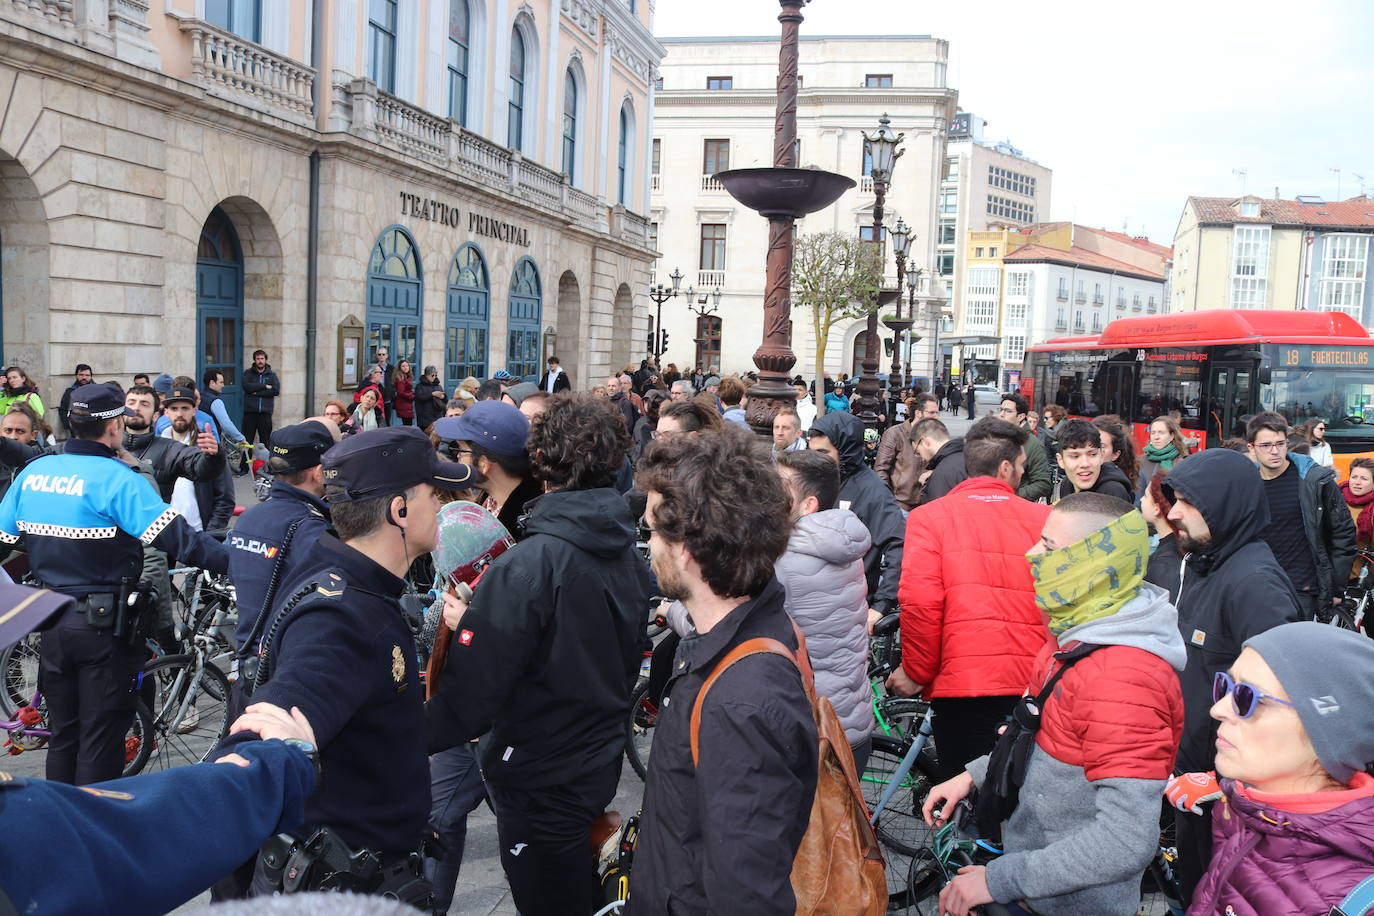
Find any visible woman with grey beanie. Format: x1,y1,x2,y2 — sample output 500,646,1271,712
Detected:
1170,622,1374,915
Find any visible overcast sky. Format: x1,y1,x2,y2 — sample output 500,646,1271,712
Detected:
652,0,1374,247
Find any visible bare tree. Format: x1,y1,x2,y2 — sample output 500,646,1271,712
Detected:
791,231,882,414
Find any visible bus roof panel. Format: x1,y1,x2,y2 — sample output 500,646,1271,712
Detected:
1027,310,1371,352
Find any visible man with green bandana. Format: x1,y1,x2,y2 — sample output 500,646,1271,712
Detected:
922,492,1187,916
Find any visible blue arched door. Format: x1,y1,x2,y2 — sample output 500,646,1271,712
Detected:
366,226,423,371
506,257,541,381
446,244,489,388
196,207,244,420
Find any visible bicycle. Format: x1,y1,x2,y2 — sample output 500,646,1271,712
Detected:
901,800,1013,916
1329,549,1374,633
624,602,671,781
1,681,156,777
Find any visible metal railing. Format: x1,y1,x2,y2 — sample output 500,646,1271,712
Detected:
1092,293,1103,305
1117,296,1127,309
651,174,661,191
1056,287,1069,301
1074,291,1086,303
181,19,316,123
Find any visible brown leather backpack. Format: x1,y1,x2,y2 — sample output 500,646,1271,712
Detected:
689,624,887,915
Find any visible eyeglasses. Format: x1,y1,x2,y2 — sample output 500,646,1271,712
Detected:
1212,671,1295,718
1252,440,1287,452
636,517,656,542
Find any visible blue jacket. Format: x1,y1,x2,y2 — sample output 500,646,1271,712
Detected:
217,534,429,856
0,739,314,915
229,479,331,654
0,439,227,595
199,386,246,442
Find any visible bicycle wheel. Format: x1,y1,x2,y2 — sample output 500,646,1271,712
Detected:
625,678,658,781
862,734,939,857
121,701,156,777
0,633,41,718
137,653,232,771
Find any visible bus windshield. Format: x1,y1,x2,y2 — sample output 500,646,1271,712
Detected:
1262,366,1374,441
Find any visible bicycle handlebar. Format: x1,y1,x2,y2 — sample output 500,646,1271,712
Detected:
873,612,901,637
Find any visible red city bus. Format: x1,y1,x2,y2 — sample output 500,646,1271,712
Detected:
1023,310,1374,478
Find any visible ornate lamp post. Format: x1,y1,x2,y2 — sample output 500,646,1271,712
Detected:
885,217,913,395
854,114,904,428
647,267,683,361
686,287,722,371
714,0,855,437
904,262,922,385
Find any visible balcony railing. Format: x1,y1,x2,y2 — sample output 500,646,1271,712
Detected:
1074,291,1086,303
700,175,724,191
651,174,661,191
1117,296,1127,309
698,270,726,287
860,176,874,193
1073,321,1086,333
1056,288,1069,301
337,77,650,246
1092,293,1103,305
1147,302,1158,313
1132,297,1143,311
180,19,316,124
1055,315,1068,330
7,0,74,26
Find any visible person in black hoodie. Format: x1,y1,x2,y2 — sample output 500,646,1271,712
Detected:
241,349,281,447
806,411,905,617
426,394,653,916
1050,418,1132,502
914,417,966,504
1148,448,1302,905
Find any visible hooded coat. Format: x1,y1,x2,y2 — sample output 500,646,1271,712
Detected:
1150,449,1303,772
917,437,966,505
774,508,873,745
967,584,1187,915
426,488,656,786
1267,452,1356,605
1189,775,1374,916
807,412,906,614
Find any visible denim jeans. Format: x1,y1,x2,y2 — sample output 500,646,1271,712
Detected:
425,743,489,914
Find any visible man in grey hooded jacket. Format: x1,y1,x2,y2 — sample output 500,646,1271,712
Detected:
775,449,874,769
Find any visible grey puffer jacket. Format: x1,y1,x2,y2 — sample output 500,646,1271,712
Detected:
774,509,873,746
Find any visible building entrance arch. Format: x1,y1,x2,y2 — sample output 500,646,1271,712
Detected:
366,226,423,369
446,243,489,387
0,154,50,388
506,257,541,380
196,206,245,419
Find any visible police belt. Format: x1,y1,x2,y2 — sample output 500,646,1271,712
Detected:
257,826,435,907
40,579,152,641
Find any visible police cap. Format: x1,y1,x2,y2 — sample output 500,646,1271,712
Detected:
269,421,335,472
67,383,136,422
321,427,484,502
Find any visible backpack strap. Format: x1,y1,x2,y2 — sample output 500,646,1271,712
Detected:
689,636,797,768
1031,641,1102,709
1333,875,1374,916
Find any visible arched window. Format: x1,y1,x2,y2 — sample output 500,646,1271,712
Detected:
562,68,577,178
617,106,629,205
366,226,423,370
197,207,245,421
507,258,542,380
508,28,526,150
446,244,489,386
447,0,470,124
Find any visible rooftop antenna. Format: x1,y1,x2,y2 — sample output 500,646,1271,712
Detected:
1232,168,1247,196
1331,167,1342,200
1354,172,1367,198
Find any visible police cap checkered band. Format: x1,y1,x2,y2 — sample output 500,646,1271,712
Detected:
68,382,136,421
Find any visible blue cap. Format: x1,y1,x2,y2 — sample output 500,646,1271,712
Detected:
433,401,529,457
269,421,335,472
68,383,136,421
321,427,484,502
492,369,513,381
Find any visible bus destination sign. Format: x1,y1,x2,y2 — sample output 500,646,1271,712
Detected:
1280,347,1373,368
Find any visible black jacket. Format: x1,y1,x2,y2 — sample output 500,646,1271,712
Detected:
1051,459,1133,504
808,412,905,614
627,578,817,915
537,368,571,393
58,382,81,433
918,437,966,505
217,535,429,856
122,428,227,503
242,364,280,414
426,488,654,787
194,464,236,532
608,391,638,434
1287,454,1357,605
1149,449,1302,772
414,376,446,430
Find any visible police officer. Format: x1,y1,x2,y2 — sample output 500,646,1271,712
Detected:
0,383,228,785
228,420,336,657
214,426,481,901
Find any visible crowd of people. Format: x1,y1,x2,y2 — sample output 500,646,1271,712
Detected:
0,351,1372,916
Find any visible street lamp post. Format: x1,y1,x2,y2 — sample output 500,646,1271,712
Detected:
647,267,684,361
855,114,904,429
714,0,854,437
686,287,723,371
886,217,912,394
905,262,921,385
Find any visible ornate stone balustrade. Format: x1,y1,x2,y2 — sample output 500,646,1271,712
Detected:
180,18,315,123
7,0,74,25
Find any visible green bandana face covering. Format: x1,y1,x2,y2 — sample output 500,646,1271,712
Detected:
1028,512,1150,635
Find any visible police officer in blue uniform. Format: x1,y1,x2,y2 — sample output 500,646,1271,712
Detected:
215,426,481,902
0,383,228,785
228,420,335,656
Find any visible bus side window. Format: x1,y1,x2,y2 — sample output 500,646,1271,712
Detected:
1136,351,1206,433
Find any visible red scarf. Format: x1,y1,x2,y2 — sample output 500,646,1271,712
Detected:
1340,480,1374,543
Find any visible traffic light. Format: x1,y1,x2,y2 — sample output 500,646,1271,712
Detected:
646,331,655,354
660,329,670,352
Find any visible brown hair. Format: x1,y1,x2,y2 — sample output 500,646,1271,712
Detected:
636,426,790,598
1043,404,1066,423
1146,470,1181,535
528,393,629,491
1350,458,1374,479
1146,415,1189,461
1093,415,1138,490
717,376,746,407
1245,411,1289,444
661,398,724,433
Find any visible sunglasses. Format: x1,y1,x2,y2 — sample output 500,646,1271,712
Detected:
1212,671,1295,718
636,517,655,543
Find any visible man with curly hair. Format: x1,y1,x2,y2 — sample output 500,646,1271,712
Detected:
426,394,655,916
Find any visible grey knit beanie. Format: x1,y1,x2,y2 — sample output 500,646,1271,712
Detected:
1244,621,1374,783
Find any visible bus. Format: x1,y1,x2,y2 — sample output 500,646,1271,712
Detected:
1023,310,1374,477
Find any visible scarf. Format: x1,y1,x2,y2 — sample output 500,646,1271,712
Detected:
1143,442,1180,471
1340,481,1374,544
1027,511,1150,635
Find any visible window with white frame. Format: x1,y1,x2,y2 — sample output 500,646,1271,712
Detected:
1057,278,1069,299
368,0,398,93
1006,302,1027,326
1005,335,1026,363
967,299,997,329
939,220,957,245
939,188,957,214
1055,307,1067,327
508,27,527,150
1320,234,1369,316
1230,225,1270,308
1006,271,1029,298
967,267,1000,298
945,157,959,182
561,68,577,178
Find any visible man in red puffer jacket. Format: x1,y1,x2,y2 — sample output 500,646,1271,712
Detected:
888,417,1053,779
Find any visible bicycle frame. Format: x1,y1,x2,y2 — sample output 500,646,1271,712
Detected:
2,687,51,741
868,703,934,827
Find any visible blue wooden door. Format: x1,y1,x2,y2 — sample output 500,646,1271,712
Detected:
196,208,244,420
446,244,489,388
366,227,423,374
506,257,541,381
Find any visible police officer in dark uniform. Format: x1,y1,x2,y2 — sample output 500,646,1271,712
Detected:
0,383,228,785
228,420,335,657
214,427,481,902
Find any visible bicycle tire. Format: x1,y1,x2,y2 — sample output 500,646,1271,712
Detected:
625,678,657,781
136,653,233,772
121,700,156,777
862,734,939,857
0,633,41,718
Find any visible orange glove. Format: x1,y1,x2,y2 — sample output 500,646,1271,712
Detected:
1165,772,1222,815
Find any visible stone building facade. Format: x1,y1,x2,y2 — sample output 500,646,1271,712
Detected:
0,0,661,423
